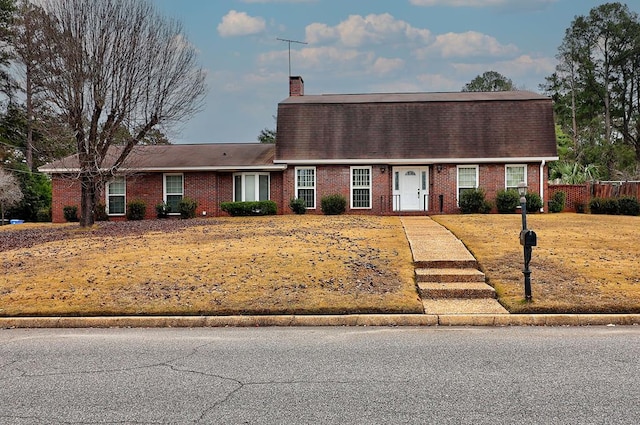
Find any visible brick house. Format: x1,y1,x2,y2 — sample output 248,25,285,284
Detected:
40,76,558,222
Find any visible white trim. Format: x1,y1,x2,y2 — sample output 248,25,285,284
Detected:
274,157,558,166
163,173,184,215
456,165,479,203
350,166,372,209
295,166,316,209
505,164,527,190
39,165,288,173
105,176,126,216
233,172,271,202
540,160,546,212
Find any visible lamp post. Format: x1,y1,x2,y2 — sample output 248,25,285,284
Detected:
518,181,533,302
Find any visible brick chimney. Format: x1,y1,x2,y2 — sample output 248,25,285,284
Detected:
289,76,304,96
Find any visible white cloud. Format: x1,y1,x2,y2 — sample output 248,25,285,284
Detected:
416,31,518,59
217,10,266,37
305,13,431,47
409,0,556,9
372,57,405,75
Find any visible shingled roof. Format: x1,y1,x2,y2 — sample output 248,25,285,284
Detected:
275,91,558,164
39,143,281,173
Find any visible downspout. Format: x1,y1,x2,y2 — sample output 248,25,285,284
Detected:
539,160,546,212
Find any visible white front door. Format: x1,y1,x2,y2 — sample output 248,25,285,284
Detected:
393,167,429,211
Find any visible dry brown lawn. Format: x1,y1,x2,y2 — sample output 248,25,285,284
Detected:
0,216,422,316
433,213,640,313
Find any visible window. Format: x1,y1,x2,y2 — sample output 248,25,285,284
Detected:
457,165,478,201
164,174,183,213
234,173,270,202
351,166,372,209
295,167,316,209
106,177,125,215
506,165,526,191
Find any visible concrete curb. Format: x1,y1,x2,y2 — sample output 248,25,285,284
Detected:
1,314,639,328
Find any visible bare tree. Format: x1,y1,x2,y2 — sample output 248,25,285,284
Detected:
0,167,23,224
27,0,206,226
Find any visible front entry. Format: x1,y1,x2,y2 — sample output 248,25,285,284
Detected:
393,167,429,211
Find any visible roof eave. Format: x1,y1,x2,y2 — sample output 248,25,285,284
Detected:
274,157,559,165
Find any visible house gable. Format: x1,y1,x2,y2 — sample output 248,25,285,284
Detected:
275,91,557,163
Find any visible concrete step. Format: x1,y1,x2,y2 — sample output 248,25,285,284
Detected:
418,282,496,299
414,259,478,269
423,298,509,315
415,268,485,283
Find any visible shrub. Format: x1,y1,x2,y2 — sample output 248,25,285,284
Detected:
126,200,146,220
178,197,198,219
289,198,307,214
618,196,640,216
320,194,347,215
589,197,619,215
36,207,51,222
63,205,78,222
525,192,543,213
94,203,109,221
496,189,520,214
548,191,566,213
459,188,488,214
155,201,171,218
575,202,586,214
220,200,277,216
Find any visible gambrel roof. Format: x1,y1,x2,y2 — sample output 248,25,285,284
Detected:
275,91,558,165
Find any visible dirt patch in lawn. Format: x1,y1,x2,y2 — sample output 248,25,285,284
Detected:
433,214,640,314
0,216,423,316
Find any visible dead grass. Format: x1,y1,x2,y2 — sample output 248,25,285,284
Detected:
432,213,640,313
0,216,423,316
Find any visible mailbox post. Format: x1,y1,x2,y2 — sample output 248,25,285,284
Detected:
517,182,535,302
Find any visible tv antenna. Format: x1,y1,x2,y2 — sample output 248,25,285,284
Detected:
277,38,308,76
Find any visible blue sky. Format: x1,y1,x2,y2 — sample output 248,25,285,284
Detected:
150,0,629,144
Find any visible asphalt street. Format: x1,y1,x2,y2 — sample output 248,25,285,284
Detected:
1,326,639,424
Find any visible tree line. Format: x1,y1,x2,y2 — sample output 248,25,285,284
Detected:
0,0,206,226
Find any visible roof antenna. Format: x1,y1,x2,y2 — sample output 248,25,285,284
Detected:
277,38,308,76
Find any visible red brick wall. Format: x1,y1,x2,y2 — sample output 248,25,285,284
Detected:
50,163,551,222
548,184,588,212
51,176,82,223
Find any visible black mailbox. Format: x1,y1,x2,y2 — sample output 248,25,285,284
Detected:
520,229,537,247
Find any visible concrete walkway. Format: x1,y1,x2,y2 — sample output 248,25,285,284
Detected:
401,216,509,315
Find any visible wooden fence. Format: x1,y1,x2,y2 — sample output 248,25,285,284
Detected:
548,182,640,212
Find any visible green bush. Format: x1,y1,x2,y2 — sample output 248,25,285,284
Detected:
220,200,277,216
63,205,78,222
589,197,620,215
618,197,640,216
548,191,566,213
155,201,171,218
178,197,198,219
525,192,543,213
126,200,146,220
496,189,520,214
459,188,489,214
94,203,109,221
36,207,51,222
320,194,347,215
575,202,586,214
289,198,307,214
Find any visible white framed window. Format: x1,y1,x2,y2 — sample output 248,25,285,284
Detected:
505,165,526,191
234,172,270,202
351,166,372,209
106,177,125,215
295,167,316,209
164,173,183,214
457,165,479,202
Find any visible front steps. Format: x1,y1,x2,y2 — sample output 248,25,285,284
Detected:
401,217,508,315
415,264,508,314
